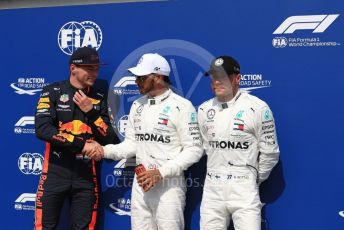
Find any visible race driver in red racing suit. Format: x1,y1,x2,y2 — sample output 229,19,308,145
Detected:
34,47,118,230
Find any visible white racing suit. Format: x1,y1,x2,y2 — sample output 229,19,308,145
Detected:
103,89,203,230
198,90,280,230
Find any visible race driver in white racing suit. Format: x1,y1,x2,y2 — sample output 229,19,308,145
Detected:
87,53,203,230
198,56,280,230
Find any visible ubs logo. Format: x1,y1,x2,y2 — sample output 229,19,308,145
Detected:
58,21,103,55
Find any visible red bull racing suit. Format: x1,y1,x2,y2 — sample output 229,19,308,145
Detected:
198,90,280,230
34,80,118,230
102,89,203,230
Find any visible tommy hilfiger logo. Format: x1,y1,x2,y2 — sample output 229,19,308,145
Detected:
233,123,244,131
158,117,168,126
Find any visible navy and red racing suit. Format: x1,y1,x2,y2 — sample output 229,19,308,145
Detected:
34,80,118,230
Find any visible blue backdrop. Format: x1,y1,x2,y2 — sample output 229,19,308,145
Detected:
1,0,344,229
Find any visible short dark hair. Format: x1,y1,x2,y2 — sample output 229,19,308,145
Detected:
161,75,171,85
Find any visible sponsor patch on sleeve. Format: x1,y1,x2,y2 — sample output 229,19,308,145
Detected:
38,97,50,104
37,103,50,109
90,98,100,105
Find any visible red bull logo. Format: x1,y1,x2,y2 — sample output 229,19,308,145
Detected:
59,120,93,135
56,132,74,142
94,117,108,131
94,117,108,136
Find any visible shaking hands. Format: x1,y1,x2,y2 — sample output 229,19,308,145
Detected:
82,140,104,161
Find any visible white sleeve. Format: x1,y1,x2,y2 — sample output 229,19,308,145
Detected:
103,104,137,160
159,104,203,178
256,105,280,183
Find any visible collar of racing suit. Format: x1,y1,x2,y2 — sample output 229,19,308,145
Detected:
67,79,91,93
214,90,242,111
147,88,171,106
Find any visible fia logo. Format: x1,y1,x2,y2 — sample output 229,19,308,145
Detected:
58,21,103,55
272,37,288,48
18,153,44,175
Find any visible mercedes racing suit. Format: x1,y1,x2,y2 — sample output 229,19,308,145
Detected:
34,80,118,230
103,89,203,230
198,90,280,230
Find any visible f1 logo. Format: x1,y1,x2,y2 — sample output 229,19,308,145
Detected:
273,14,339,34
114,76,136,87
15,193,36,203
15,116,35,127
